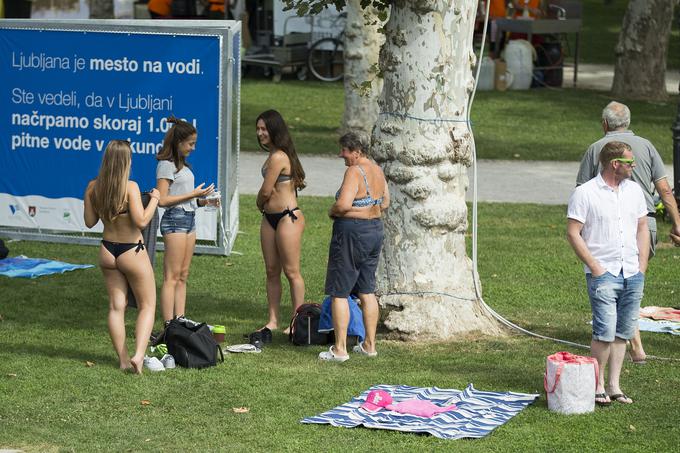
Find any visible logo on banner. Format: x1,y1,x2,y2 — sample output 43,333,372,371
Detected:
9,204,19,215
63,211,71,220
28,206,36,217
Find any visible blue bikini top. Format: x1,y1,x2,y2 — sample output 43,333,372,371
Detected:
336,165,383,207
261,165,293,183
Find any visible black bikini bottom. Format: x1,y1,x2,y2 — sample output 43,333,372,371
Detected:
263,207,300,230
102,239,145,259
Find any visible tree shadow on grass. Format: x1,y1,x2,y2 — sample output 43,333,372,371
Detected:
2,341,112,365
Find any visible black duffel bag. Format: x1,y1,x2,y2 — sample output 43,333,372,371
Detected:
289,303,331,346
162,317,223,369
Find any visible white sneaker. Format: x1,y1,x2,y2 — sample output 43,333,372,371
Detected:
318,346,349,363
143,356,165,372
160,354,176,369
353,342,378,357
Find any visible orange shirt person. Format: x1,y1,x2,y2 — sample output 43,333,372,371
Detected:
148,0,171,18
489,0,507,19
206,0,232,19
514,0,543,18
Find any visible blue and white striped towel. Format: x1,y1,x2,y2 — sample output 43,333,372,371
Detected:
302,383,538,440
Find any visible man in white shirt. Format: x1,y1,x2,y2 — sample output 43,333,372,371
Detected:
567,141,650,406
576,101,678,364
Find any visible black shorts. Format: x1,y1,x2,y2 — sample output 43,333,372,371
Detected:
324,218,384,298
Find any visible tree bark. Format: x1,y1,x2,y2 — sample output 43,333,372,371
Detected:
89,0,114,19
611,0,678,101
342,0,385,135
372,0,503,339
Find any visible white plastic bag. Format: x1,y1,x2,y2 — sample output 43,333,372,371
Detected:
544,351,599,414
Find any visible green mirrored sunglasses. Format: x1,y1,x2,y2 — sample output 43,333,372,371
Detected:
611,157,635,164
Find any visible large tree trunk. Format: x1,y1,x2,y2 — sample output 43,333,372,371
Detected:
372,0,503,339
89,0,114,19
342,0,385,135
611,0,678,101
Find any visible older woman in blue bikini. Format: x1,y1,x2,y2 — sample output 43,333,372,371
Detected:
320,131,390,362
255,110,306,337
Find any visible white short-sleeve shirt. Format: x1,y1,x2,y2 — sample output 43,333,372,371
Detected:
567,173,647,277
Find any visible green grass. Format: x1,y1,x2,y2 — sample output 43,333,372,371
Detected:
241,79,344,154
1,196,679,451
242,79,679,162
580,0,680,69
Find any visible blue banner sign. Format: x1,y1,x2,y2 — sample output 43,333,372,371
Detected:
0,27,221,234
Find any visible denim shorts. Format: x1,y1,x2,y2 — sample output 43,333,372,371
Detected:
324,218,383,298
160,207,196,235
586,271,644,342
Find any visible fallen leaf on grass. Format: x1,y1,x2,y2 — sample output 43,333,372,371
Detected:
141,400,151,406
232,407,249,413
85,361,95,367
145,439,151,442
629,425,636,432
225,262,233,267
7,373,17,378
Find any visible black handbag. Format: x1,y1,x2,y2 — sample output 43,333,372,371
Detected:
162,317,223,368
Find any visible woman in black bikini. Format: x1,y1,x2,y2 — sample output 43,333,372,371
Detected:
255,110,306,335
84,140,160,374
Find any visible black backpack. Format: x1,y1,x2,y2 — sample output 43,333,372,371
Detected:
162,317,223,368
289,303,331,346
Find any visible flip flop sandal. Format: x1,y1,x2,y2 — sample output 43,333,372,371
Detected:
595,392,611,407
609,393,633,404
244,328,273,344
259,327,273,344
225,344,262,353
248,331,264,349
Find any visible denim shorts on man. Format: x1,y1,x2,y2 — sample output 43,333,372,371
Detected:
160,207,196,235
586,271,644,342
324,218,383,298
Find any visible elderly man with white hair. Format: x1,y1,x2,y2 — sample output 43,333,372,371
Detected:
576,101,680,365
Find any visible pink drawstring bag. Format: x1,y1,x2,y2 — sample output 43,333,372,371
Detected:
544,351,599,414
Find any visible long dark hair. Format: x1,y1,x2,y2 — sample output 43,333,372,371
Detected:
156,116,196,170
256,110,306,191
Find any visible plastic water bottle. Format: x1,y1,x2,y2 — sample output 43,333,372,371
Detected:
204,191,221,212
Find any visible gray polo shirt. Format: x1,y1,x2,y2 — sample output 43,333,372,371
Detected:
156,160,197,211
576,130,667,214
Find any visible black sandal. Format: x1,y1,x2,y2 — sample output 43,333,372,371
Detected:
244,327,273,344
595,392,611,406
609,393,633,404
248,331,263,349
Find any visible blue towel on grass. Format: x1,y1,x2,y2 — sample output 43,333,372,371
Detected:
302,383,539,440
0,255,94,278
638,318,680,336
319,295,365,343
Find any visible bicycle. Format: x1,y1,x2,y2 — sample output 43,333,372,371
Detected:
307,12,346,82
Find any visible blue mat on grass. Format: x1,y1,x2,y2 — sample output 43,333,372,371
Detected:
639,318,680,336
0,255,94,278
302,383,538,440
